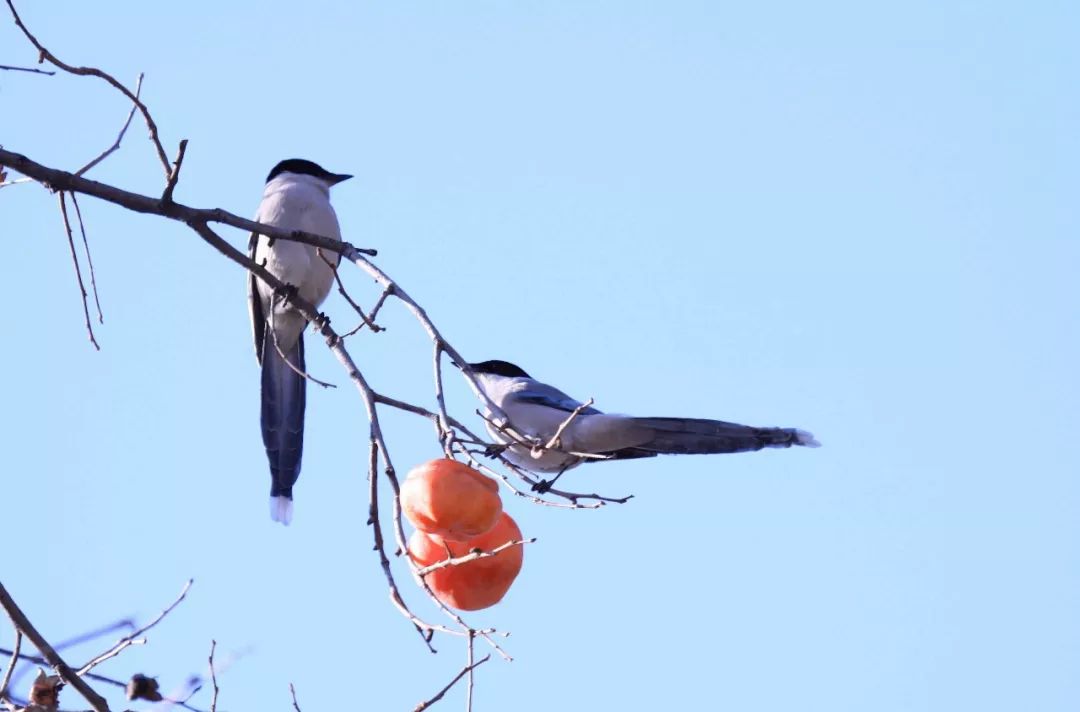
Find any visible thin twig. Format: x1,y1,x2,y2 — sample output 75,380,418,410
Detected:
466,631,475,712
0,63,53,74
432,345,455,455
0,582,109,712
412,653,490,712
77,579,192,676
414,538,535,578
207,641,218,712
75,73,143,177
318,250,384,335
0,630,20,709
537,398,595,454
267,303,336,389
58,192,100,350
69,193,103,324
288,683,302,712
161,139,188,203
341,285,393,337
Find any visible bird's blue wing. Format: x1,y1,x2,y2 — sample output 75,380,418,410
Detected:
514,384,602,415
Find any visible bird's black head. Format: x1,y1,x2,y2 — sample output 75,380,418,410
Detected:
266,158,352,185
467,360,531,378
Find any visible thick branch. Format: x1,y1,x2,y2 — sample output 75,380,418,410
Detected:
0,148,376,260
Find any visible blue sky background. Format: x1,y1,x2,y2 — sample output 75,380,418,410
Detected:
2,1,1078,710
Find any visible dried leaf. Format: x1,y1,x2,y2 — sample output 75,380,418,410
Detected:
28,668,61,710
126,673,164,701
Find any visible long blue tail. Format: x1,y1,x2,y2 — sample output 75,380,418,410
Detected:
615,417,819,458
260,333,306,524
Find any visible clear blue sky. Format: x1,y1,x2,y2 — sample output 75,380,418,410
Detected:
3,1,1078,710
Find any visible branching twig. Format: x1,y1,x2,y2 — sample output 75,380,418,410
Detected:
4,0,171,175
161,139,188,203
207,641,218,712
76,579,192,676
318,250,386,335
75,73,144,177
69,193,103,324
341,285,393,337
58,192,100,350
412,653,490,712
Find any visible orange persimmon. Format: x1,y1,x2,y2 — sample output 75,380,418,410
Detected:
408,512,524,611
400,459,502,542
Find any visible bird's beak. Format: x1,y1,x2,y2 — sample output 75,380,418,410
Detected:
329,173,353,185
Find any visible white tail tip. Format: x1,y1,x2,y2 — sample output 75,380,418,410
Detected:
270,496,294,525
795,429,821,448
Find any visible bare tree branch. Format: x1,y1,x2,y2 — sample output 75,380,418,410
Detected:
4,0,171,175
0,582,110,712
0,148,376,260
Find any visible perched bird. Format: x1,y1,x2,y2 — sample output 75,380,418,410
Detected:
467,359,819,488
248,158,351,524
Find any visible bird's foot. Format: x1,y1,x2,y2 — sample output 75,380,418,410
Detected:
273,283,299,306
314,312,332,331
531,464,571,494
483,443,509,459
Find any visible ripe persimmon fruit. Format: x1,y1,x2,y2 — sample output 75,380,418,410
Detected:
408,512,524,611
401,459,502,542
